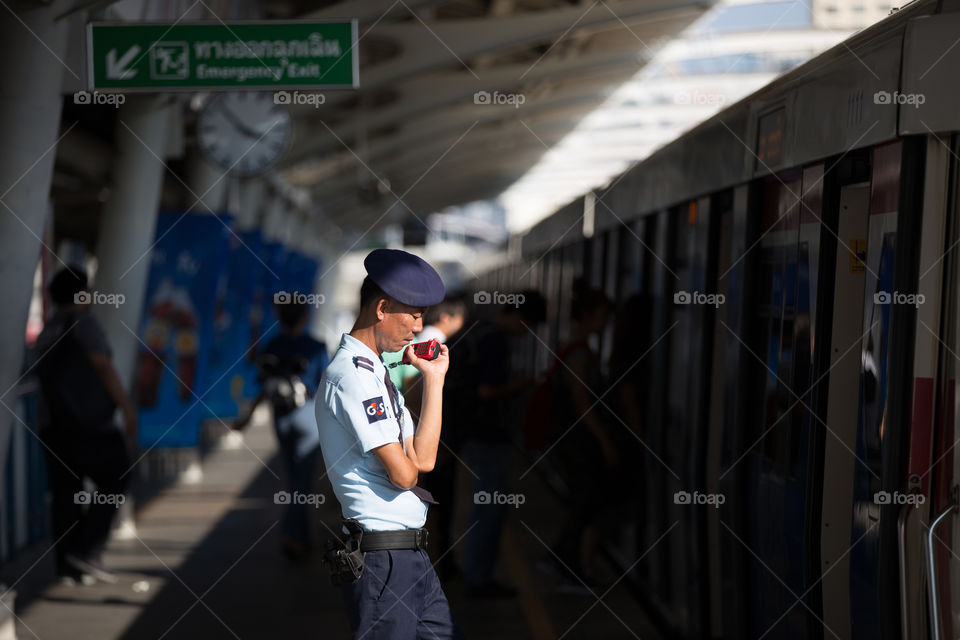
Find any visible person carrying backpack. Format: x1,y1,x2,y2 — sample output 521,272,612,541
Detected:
34,267,137,585
234,300,328,560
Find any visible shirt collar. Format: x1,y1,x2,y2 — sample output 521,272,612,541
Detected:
340,333,387,375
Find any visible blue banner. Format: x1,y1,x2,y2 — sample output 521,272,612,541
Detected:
203,229,265,418
286,251,321,301
242,241,287,397
135,213,230,448
240,245,322,397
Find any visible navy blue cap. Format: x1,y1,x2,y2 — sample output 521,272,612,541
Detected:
363,249,445,307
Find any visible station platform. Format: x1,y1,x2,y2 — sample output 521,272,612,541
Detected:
3,412,661,640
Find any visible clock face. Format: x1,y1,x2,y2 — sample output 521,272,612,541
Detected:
196,92,292,177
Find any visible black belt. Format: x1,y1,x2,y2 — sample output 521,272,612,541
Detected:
359,528,429,551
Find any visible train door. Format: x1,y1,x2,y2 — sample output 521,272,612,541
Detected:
913,136,954,640
743,168,823,640
617,216,661,593
666,196,717,637
705,190,735,638
717,182,761,639
796,164,827,633
820,176,871,639
584,230,607,369
814,138,939,640
612,220,648,590
557,241,581,344
601,228,620,375
544,247,562,369
846,139,943,640
638,209,675,624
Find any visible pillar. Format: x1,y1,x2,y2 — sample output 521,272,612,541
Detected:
0,2,71,435
90,96,173,390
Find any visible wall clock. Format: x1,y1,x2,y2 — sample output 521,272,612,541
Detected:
196,92,292,177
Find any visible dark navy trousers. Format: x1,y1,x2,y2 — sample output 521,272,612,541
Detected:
341,549,465,639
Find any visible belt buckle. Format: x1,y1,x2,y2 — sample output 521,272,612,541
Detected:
417,528,428,550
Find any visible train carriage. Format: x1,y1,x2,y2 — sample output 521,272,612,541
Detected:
482,1,960,638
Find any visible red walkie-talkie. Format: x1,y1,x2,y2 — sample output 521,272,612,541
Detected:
389,338,440,367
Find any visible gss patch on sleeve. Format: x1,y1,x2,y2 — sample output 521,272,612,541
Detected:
362,397,388,423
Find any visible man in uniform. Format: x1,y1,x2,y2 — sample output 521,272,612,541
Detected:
315,248,464,639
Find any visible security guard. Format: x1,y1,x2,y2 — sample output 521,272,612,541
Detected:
316,248,464,639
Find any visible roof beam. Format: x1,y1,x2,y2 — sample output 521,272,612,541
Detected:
298,78,619,196
301,0,448,24
360,0,708,89
282,46,646,167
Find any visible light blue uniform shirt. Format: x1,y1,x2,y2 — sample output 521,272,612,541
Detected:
315,334,427,531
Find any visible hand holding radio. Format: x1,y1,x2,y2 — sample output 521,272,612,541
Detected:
402,339,449,379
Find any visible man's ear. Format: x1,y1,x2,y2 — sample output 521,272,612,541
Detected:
376,298,389,320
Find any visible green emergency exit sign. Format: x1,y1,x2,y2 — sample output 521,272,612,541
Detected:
87,21,358,91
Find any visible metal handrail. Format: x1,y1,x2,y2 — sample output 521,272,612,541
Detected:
899,503,914,640
927,503,958,640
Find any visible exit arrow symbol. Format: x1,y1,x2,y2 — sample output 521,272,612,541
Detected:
106,45,140,80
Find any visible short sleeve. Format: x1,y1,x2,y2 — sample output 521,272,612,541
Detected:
331,372,400,454
73,314,111,357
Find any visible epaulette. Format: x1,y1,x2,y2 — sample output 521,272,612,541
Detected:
353,356,376,373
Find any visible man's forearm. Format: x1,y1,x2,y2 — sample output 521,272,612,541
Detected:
409,377,443,471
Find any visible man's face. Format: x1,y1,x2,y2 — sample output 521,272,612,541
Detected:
376,299,425,353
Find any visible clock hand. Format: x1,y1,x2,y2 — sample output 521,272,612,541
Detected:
216,102,265,139
236,117,286,139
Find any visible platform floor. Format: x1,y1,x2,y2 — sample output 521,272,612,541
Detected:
5,415,661,639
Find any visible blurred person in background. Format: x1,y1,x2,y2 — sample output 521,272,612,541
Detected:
459,289,546,598
34,266,137,585
609,293,650,442
234,300,329,561
400,296,468,581
540,279,615,594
